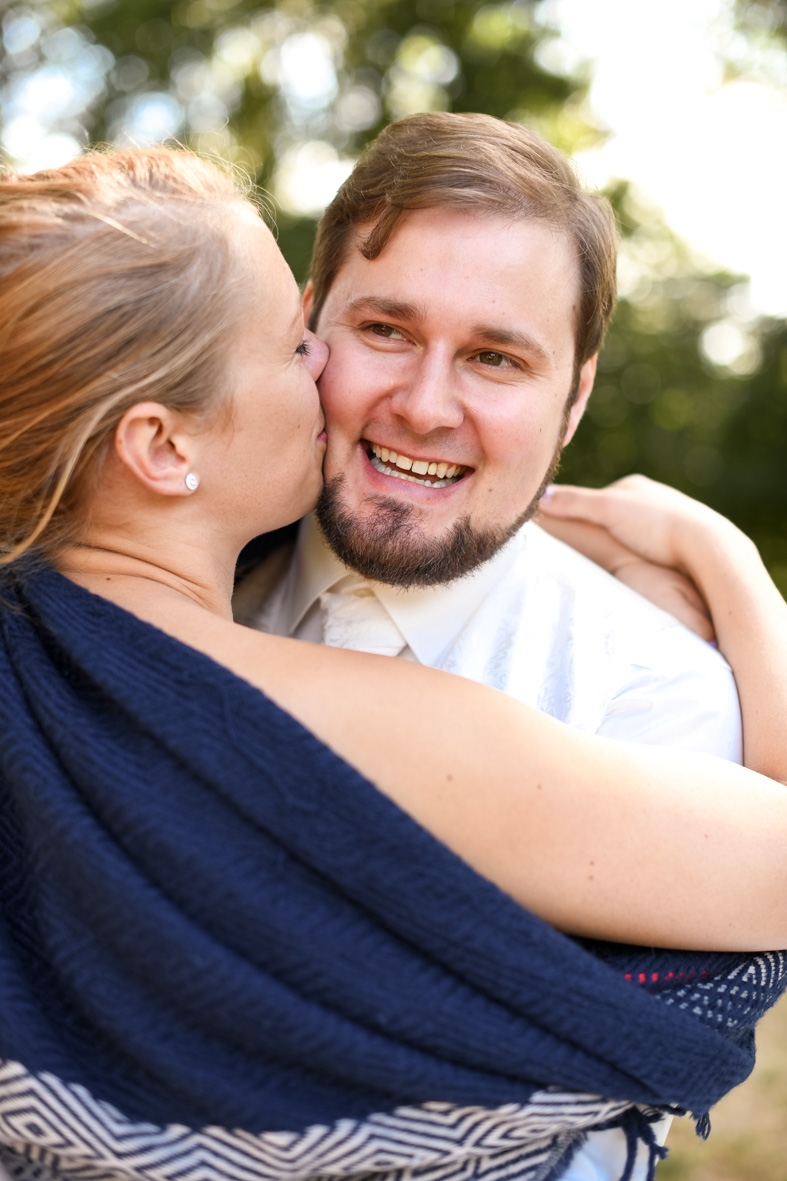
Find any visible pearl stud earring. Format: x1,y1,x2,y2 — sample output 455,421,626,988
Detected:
184,472,200,492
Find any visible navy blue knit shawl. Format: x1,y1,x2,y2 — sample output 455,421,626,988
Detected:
0,566,785,1139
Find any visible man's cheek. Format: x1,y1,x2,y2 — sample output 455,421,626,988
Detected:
320,381,363,439
320,390,359,447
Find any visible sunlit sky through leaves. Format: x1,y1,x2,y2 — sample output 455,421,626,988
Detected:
3,0,786,317
547,0,787,317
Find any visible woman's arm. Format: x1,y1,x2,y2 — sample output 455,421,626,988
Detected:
95,476,787,956
539,476,787,782
129,570,787,956
267,638,787,953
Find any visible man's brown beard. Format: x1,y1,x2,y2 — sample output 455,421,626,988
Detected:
315,445,563,589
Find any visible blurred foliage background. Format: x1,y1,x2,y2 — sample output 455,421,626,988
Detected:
1,0,786,589
2,2,787,1176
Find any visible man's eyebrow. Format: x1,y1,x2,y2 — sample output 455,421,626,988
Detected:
344,296,425,322
471,325,552,364
344,298,553,364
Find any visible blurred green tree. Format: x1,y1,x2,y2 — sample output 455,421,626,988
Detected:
1,0,785,589
733,0,787,53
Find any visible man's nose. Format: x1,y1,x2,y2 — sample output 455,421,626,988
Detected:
389,352,463,434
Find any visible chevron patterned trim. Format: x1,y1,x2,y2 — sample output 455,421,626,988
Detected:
0,1061,640,1181
659,951,787,1027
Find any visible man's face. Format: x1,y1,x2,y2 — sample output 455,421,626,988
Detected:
308,207,597,586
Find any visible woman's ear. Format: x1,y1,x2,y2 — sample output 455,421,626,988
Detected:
114,402,198,497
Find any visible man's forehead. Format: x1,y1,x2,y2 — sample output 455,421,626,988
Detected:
330,209,579,299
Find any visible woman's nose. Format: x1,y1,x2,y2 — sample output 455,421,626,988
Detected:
306,330,329,381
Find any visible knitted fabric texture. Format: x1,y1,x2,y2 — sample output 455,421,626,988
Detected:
0,568,785,1178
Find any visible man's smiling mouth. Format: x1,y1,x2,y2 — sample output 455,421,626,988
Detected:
366,441,468,488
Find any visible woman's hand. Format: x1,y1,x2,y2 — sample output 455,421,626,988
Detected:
539,475,727,572
536,478,716,641
541,474,787,785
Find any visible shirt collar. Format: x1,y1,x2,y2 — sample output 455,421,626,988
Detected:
287,512,526,666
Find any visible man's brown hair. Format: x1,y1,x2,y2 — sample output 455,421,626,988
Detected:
309,112,617,382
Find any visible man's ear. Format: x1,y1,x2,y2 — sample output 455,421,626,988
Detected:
114,402,197,497
563,355,597,447
302,279,315,328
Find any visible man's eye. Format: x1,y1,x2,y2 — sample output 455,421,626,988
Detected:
368,323,401,339
477,350,516,368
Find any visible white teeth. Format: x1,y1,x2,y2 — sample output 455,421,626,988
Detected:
369,442,464,483
369,454,461,488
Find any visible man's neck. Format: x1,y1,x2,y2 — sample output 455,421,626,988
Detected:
278,513,529,665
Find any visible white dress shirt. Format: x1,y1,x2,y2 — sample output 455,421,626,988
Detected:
236,513,742,760
233,513,743,1180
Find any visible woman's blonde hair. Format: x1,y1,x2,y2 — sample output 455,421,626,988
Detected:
0,147,254,568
